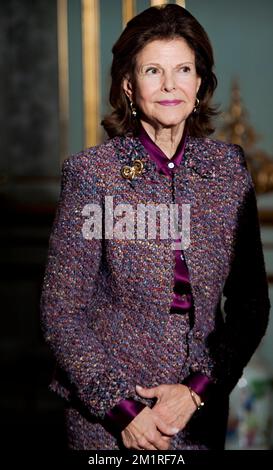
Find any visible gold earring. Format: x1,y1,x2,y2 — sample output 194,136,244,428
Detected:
193,97,200,113
130,100,137,118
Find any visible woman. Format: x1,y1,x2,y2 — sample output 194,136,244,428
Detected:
40,4,270,450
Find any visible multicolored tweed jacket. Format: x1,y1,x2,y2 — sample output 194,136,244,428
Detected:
40,134,270,447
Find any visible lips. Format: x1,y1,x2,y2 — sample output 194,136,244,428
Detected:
157,100,183,106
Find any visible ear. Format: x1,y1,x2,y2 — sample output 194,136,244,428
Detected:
196,76,202,95
122,76,133,101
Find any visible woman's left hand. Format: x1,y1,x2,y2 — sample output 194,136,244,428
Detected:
135,383,197,433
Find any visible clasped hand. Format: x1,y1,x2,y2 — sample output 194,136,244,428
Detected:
121,383,197,450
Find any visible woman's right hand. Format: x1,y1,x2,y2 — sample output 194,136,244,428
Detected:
121,406,178,450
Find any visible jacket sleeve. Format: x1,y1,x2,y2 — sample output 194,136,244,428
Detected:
190,146,270,394
40,156,146,419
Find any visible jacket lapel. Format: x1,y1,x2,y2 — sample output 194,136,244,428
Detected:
113,134,217,183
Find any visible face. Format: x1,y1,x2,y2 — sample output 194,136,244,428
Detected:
123,38,201,130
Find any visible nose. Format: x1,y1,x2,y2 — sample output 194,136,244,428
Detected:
162,71,176,92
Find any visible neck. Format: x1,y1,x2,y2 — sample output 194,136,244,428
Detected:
140,120,185,159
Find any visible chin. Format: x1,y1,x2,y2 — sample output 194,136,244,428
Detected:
154,114,188,128
156,119,185,128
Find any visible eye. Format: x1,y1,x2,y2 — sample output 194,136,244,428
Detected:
179,65,191,73
145,67,160,74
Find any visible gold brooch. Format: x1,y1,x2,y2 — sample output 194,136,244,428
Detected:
121,159,144,180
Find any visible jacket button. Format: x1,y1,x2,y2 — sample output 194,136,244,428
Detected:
194,331,202,339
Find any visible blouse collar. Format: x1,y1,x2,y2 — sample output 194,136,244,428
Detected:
138,123,188,177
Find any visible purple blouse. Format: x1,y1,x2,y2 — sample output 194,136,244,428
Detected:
138,125,192,315
104,125,212,433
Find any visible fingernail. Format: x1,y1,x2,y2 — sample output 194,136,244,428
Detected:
136,385,142,389
172,428,179,434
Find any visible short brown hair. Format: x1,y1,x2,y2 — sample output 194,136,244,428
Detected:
101,4,218,138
